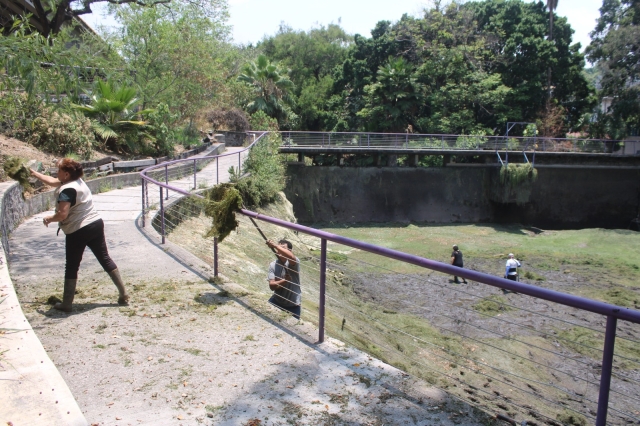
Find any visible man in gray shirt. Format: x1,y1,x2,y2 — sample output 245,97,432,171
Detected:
266,239,301,319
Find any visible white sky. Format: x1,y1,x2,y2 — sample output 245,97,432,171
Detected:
83,0,603,52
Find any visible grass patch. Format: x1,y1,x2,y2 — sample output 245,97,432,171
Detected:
556,326,640,366
522,270,545,281
310,249,348,263
243,334,255,341
183,348,204,356
472,295,514,316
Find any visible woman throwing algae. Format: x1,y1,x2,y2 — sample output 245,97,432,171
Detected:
30,158,129,312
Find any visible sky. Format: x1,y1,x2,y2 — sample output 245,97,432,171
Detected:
83,0,604,52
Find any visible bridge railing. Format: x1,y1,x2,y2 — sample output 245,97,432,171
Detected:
275,131,623,154
140,131,640,425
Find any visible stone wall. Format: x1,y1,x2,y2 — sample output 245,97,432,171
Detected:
285,164,640,229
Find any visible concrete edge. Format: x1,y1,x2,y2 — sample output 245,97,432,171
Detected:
0,198,87,425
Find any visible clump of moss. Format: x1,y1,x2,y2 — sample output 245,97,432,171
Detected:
203,183,243,242
556,409,586,426
472,295,514,316
499,163,538,188
3,157,32,194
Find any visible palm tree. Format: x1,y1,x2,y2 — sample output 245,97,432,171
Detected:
73,80,154,145
238,55,295,124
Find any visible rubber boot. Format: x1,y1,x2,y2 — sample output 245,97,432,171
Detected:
54,279,77,312
108,268,129,305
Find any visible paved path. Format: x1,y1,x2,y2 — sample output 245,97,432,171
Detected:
4,147,483,425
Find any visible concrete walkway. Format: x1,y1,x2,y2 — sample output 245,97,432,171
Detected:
3,147,483,425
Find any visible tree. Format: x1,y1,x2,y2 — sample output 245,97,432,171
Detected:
260,23,352,130
0,0,227,37
357,57,425,132
237,54,296,128
587,0,640,136
109,2,232,128
73,79,153,151
546,0,559,103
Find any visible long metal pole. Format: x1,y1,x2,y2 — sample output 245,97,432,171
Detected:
216,158,219,184
214,237,218,277
238,152,241,173
193,159,197,190
596,316,618,426
318,238,327,343
159,187,165,245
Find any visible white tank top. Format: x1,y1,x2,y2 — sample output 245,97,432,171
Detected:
56,179,101,234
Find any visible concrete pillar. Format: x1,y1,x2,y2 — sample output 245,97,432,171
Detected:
374,154,381,167
408,154,419,167
387,155,398,167
443,155,451,166
337,153,343,166
298,153,304,163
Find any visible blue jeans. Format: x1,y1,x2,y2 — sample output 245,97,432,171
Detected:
268,295,301,320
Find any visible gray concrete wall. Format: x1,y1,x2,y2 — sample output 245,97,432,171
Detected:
285,164,640,229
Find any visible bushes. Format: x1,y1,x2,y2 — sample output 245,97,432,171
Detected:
233,132,286,207
205,108,250,132
27,108,96,158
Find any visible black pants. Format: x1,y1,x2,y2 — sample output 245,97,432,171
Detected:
65,219,117,279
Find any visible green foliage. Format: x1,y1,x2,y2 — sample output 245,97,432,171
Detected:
73,80,153,153
2,157,32,192
249,111,279,131
112,2,231,125
238,55,296,128
500,163,538,188
203,184,243,242
357,57,425,132
146,103,177,155
27,108,96,158
455,132,488,149
0,20,122,104
235,133,286,206
0,92,44,136
587,0,640,136
418,155,444,167
260,24,352,131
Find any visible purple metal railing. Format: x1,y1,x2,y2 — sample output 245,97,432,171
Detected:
140,131,640,425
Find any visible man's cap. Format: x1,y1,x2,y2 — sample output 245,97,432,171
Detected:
452,244,458,250
508,253,514,257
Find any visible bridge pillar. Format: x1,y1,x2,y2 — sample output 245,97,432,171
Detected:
337,153,343,166
374,154,381,167
443,154,451,166
298,153,304,163
408,154,419,167
387,154,398,167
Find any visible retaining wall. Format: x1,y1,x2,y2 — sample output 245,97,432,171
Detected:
285,164,640,229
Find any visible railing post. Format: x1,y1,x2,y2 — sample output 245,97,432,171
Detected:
318,238,327,343
159,187,165,245
216,158,219,184
214,237,218,277
368,134,370,147
238,152,241,173
141,177,146,228
193,159,197,190
164,164,168,200
596,315,618,426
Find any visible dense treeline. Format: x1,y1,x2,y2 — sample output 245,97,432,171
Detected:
0,0,638,160
257,0,593,136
